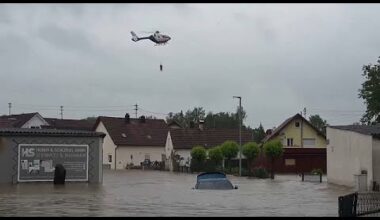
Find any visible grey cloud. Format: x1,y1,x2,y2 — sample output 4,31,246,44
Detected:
38,25,95,54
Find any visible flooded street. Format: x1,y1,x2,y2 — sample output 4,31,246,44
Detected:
0,170,353,217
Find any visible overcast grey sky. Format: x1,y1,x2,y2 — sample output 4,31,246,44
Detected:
0,3,377,129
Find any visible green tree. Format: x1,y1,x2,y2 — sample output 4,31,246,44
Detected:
208,146,223,168
263,140,283,179
167,106,248,129
220,140,239,171
82,116,97,123
359,57,380,125
191,146,207,162
252,123,266,143
190,146,207,172
309,114,328,135
242,142,260,175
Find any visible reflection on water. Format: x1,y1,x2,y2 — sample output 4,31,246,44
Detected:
0,170,353,216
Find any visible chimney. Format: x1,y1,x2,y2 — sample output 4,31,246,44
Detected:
199,119,204,131
266,129,272,135
125,113,130,124
139,115,146,123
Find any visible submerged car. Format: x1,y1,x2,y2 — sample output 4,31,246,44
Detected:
194,172,238,190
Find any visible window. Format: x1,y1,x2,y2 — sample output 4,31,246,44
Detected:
295,122,300,127
303,138,316,148
108,155,112,163
285,159,296,166
287,138,293,146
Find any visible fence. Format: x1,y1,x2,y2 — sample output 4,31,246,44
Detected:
338,192,380,217
301,173,322,183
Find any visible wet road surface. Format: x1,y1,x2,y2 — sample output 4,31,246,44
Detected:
0,169,353,216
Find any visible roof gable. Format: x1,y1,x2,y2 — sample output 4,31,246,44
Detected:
0,112,41,128
263,113,326,142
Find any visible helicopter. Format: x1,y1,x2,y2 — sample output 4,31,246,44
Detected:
131,31,171,45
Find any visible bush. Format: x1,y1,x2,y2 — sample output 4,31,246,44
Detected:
220,141,239,160
252,167,269,179
220,141,239,171
263,140,283,179
191,146,207,162
311,168,323,175
208,146,223,166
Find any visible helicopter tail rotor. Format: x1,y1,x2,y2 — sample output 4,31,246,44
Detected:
131,31,139,42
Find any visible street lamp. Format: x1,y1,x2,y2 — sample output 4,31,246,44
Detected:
233,96,242,177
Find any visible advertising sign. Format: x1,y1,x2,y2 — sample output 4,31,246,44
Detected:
18,144,88,182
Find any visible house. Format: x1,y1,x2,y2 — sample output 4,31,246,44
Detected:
165,121,253,171
258,113,327,173
43,118,95,131
0,112,49,129
93,114,169,170
326,125,380,190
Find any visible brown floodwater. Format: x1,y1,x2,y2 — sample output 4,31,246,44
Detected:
0,169,353,216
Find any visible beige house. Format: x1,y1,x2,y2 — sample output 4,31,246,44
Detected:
94,114,168,170
262,113,327,148
327,125,380,190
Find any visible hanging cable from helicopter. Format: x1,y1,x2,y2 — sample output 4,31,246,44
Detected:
131,30,171,71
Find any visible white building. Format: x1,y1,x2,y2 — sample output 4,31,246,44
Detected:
327,125,380,190
94,114,169,170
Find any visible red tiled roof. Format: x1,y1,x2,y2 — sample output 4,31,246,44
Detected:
43,118,95,131
95,116,169,146
169,128,253,149
0,113,39,128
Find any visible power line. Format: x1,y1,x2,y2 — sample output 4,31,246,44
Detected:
308,107,365,113
12,103,136,109
138,106,170,116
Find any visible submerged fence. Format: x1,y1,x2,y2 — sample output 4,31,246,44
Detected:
339,192,380,217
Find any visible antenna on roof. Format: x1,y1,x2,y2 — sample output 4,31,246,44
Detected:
60,106,63,120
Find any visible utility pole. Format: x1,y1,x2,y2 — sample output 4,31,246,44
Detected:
233,96,242,177
134,104,138,118
60,106,63,119
8,103,11,115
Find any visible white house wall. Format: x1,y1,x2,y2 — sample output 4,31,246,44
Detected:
95,121,117,169
372,139,380,185
116,146,165,170
21,114,49,128
327,127,373,188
